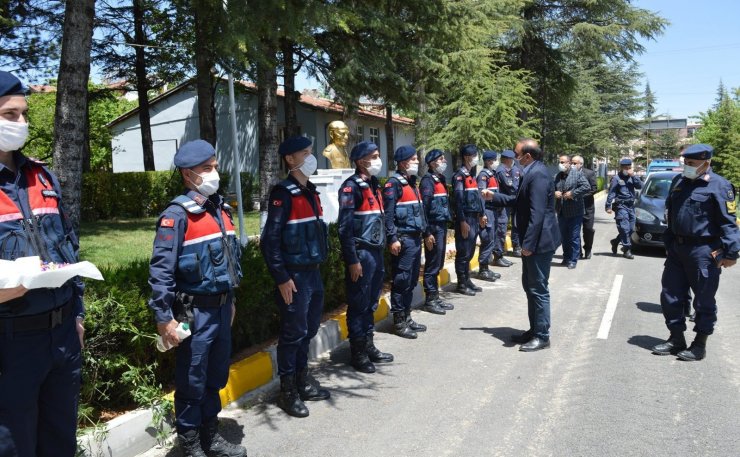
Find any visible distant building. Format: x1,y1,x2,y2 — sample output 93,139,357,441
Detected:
637,116,701,141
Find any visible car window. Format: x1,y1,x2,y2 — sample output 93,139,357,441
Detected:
643,177,673,199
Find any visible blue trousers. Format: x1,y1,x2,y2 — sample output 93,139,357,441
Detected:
479,208,502,265
455,214,479,278
391,235,421,314
423,224,447,294
498,207,520,250
175,300,232,433
346,247,384,339
558,214,584,263
276,269,324,376
614,205,635,249
660,242,721,335
0,313,81,457
521,250,554,340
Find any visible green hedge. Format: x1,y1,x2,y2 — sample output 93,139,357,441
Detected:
81,171,256,221
79,223,346,424
597,176,606,192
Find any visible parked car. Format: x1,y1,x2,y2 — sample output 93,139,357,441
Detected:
632,171,681,248
647,158,682,175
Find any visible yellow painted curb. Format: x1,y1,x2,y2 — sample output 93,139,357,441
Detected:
469,248,480,270
505,234,513,252
332,312,349,340
219,351,273,407
374,296,390,323
438,268,450,286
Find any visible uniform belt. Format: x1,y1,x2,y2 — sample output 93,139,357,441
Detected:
398,232,421,239
285,264,320,271
615,200,634,206
191,293,230,307
0,300,74,334
675,236,719,245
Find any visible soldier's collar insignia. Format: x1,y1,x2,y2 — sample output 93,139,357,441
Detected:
726,200,736,214
192,193,207,206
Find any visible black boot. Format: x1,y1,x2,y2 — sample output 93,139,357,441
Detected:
277,374,309,418
466,277,483,292
493,256,513,267
477,264,497,282
423,293,446,315
200,418,247,457
456,274,476,296
406,311,427,332
366,333,394,363
623,248,634,259
677,333,708,361
296,368,331,400
651,331,687,355
178,430,208,457
512,247,522,257
393,312,417,339
430,292,454,311
610,238,619,255
349,337,376,373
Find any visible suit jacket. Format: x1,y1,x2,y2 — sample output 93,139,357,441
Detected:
581,167,597,208
492,161,561,254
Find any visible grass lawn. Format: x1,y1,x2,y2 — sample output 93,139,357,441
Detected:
79,212,261,269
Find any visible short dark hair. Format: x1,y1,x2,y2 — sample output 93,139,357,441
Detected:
522,143,543,161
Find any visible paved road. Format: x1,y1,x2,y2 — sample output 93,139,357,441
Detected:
144,201,740,457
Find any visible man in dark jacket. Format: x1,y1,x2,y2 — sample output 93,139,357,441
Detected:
554,154,591,269
572,155,598,259
490,139,561,352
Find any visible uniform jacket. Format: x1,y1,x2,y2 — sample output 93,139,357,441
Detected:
664,168,740,259
553,168,591,218
419,172,451,234
383,172,426,243
148,190,243,324
495,164,521,196
0,152,83,318
605,173,642,210
337,170,385,265
477,167,500,210
452,166,484,220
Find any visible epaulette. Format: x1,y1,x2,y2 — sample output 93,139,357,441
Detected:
392,173,408,186
170,195,206,214
352,176,369,188
280,179,303,196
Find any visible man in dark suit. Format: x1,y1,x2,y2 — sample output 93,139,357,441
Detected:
572,155,598,259
490,139,561,351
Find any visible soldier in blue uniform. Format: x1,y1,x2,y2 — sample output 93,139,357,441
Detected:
0,71,85,457
453,144,487,295
261,136,331,417
605,158,642,259
419,149,454,315
148,140,246,457
496,149,522,257
478,149,509,278
337,141,394,373
651,144,740,361
384,145,427,339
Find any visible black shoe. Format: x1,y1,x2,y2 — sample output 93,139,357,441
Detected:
200,419,247,457
179,430,208,457
519,337,550,352
510,330,533,344
623,249,634,259
677,333,708,361
456,282,476,296
466,278,483,292
278,374,309,417
651,331,687,355
423,300,446,315
366,334,394,363
512,248,522,257
584,249,592,259
296,368,331,400
349,338,376,373
477,266,497,282
406,313,427,332
560,259,568,265
567,262,576,269
494,257,512,268
491,271,502,279
435,296,454,310
611,238,619,255
393,313,417,339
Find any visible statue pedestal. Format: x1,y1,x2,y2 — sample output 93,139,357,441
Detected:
313,168,355,223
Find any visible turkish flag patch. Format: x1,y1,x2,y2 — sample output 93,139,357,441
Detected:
160,218,175,228
385,182,393,188
272,199,282,207
343,186,352,192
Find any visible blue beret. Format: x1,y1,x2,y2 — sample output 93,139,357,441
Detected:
501,149,515,159
482,150,498,161
459,144,478,157
0,71,26,97
681,143,713,160
350,141,378,161
394,145,416,162
279,136,312,156
619,158,632,166
174,140,216,168
425,149,444,164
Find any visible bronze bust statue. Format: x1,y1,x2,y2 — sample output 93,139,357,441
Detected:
322,120,351,169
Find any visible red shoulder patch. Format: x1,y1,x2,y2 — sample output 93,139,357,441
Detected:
456,176,463,181
160,218,175,228
385,182,393,187
272,199,283,207
343,186,352,192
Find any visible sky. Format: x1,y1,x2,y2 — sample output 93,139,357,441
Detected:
633,0,740,120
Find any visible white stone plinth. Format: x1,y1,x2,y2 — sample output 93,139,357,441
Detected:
313,168,355,223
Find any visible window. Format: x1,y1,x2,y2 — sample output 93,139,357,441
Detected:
356,125,364,140
369,127,380,145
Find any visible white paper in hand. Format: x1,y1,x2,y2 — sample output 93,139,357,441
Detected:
0,256,104,289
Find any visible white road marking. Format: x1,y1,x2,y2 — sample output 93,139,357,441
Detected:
597,274,623,339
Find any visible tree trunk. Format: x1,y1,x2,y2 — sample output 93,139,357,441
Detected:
52,0,95,231
281,39,300,137
257,43,279,228
384,103,394,157
415,81,428,174
133,0,155,170
343,98,359,154
193,2,216,145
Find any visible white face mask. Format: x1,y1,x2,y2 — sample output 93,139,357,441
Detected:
469,155,479,168
191,169,220,196
682,163,704,180
367,158,382,176
0,119,30,152
407,162,419,176
558,163,568,173
492,160,500,169
435,161,447,174
292,154,318,177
